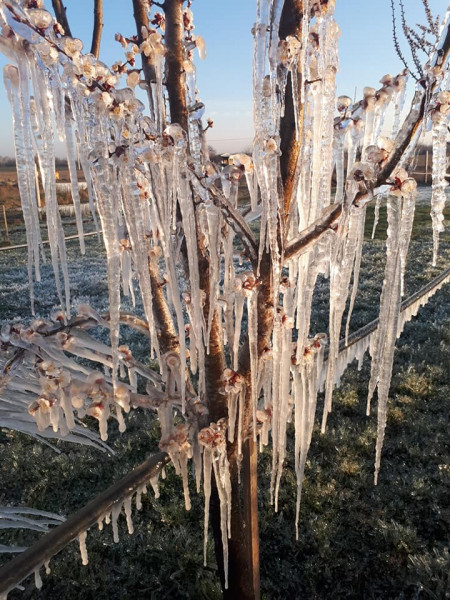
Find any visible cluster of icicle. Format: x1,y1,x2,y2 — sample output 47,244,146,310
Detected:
1,0,450,591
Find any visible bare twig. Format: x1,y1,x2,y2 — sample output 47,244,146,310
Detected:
399,0,423,78
90,0,103,58
391,0,417,80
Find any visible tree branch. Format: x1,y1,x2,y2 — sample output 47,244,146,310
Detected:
196,179,259,265
164,0,188,130
0,452,170,598
279,0,304,224
90,0,103,58
51,0,72,37
284,203,342,261
132,0,159,121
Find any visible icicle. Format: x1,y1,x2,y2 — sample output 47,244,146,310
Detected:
294,335,325,538
202,447,212,567
64,111,85,254
78,531,88,565
246,281,258,441
34,568,43,590
430,94,449,266
111,502,122,543
322,191,368,432
371,193,383,239
345,206,366,344
149,474,160,498
367,181,416,484
44,560,51,575
123,496,134,535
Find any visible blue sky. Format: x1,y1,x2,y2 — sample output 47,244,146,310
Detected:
0,0,445,155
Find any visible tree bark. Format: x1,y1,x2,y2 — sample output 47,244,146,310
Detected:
164,0,188,130
279,0,304,223
90,0,103,58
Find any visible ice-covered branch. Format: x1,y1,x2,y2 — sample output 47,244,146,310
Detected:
284,204,342,261
202,181,259,265
0,452,170,598
279,0,305,221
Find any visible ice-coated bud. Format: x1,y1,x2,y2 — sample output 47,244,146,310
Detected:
377,136,394,154
59,36,83,58
126,71,140,88
380,74,394,87
350,162,375,182
164,123,187,147
27,8,53,29
364,145,384,164
400,178,417,195
265,138,278,153
3,65,19,87
336,95,352,112
195,35,206,59
183,8,194,31
376,89,391,106
230,153,253,172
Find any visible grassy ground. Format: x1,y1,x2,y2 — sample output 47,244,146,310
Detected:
0,189,449,599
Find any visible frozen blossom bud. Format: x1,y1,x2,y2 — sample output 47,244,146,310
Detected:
115,383,130,412
195,35,206,59
36,41,59,66
59,36,83,59
3,65,19,87
265,138,278,153
363,87,377,110
393,72,407,91
375,89,391,107
183,8,194,31
99,91,113,108
377,136,394,155
230,153,253,171
390,167,412,196
350,162,375,183
364,145,384,164
53,21,65,35
139,39,153,58
380,73,394,87
126,70,140,88
115,32,128,48
400,178,417,195
336,95,352,112
27,8,53,29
